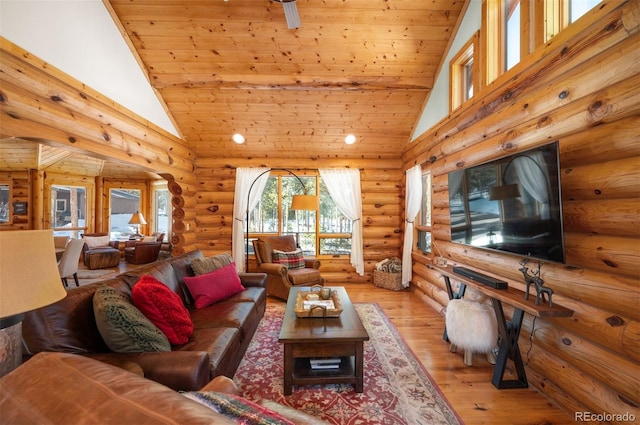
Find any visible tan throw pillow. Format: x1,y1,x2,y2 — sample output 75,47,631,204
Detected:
191,252,233,276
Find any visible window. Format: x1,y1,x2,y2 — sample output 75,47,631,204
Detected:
0,184,10,223
450,33,479,111
483,0,527,84
248,172,351,257
56,199,67,212
569,0,601,23
109,189,142,240
417,171,432,254
484,0,603,85
153,185,171,241
505,0,521,70
50,185,87,238
543,0,602,42
319,179,352,255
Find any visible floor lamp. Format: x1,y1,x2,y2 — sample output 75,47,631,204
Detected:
245,168,317,272
0,230,67,377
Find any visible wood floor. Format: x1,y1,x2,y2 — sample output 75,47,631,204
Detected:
289,284,574,425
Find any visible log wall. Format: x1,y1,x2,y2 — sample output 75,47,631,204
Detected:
192,158,404,284
0,38,197,253
403,1,640,420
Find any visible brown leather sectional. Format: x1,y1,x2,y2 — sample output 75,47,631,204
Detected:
21,250,267,391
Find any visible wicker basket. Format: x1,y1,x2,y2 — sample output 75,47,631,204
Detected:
373,270,403,291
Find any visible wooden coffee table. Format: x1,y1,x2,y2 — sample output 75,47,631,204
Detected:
279,286,370,395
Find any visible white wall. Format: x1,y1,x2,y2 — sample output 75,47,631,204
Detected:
0,0,178,136
411,1,482,140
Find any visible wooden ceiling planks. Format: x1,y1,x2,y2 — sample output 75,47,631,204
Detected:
107,0,465,159
0,138,158,179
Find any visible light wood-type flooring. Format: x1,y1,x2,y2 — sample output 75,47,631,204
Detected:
291,284,574,425
114,260,572,423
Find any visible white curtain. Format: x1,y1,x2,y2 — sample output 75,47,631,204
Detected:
232,167,270,273
319,168,364,276
402,165,423,288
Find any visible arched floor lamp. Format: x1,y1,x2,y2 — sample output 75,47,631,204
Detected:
245,168,316,272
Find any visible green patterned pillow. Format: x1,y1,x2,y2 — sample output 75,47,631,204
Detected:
93,285,170,353
191,252,233,276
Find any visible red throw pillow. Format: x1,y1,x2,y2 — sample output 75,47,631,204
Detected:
131,275,193,345
183,262,245,308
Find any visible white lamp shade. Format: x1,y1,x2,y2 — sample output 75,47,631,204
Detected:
0,230,67,319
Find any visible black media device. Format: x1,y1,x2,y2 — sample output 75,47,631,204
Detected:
452,266,508,290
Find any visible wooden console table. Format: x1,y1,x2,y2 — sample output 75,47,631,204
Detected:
431,264,573,389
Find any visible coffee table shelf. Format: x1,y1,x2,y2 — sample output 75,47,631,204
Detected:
293,356,355,381
279,287,369,395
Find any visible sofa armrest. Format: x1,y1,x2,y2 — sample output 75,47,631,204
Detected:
239,273,267,288
257,263,288,276
85,351,210,391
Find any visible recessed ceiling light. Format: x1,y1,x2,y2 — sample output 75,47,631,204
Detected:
344,134,356,145
232,133,245,144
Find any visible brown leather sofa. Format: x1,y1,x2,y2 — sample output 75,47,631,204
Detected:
253,235,324,300
0,352,328,424
21,250,267,392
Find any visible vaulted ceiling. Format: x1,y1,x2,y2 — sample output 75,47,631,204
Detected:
1,0,466,177
106,0,466,160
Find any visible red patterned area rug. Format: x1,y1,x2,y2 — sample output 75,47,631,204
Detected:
233,302,461,425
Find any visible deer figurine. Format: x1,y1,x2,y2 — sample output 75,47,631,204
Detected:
519,257,554,307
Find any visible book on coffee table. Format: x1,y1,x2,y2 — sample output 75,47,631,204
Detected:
310,357,341,369
302,299,335,310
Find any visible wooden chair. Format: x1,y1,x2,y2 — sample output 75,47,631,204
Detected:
57,238,85,287
252,235,323,300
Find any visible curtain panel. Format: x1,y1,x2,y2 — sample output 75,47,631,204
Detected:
318,168,364,276
402,165,422,287
232,167,270,273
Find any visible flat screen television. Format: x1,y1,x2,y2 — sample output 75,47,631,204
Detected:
448,141,565,263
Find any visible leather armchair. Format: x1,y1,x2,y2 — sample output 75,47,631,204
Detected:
252,235,323,300
124,241,162,264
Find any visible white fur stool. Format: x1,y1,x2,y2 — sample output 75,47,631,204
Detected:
445,298,498,366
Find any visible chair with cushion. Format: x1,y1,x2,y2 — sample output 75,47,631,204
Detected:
81,232,121,269
252,235,323,300
124,241,162,264
57,238,85,287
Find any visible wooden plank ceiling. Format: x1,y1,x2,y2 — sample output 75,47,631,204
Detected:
0,138,159,179
107,0,465,160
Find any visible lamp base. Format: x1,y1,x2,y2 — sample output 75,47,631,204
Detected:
0,321,22,377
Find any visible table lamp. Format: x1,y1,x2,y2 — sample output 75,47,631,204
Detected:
128,211,147,238
0,230,67,377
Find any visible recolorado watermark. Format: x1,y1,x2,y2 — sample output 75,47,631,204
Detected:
575,411,636,422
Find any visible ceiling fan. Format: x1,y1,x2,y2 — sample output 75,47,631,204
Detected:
271,0,301,29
